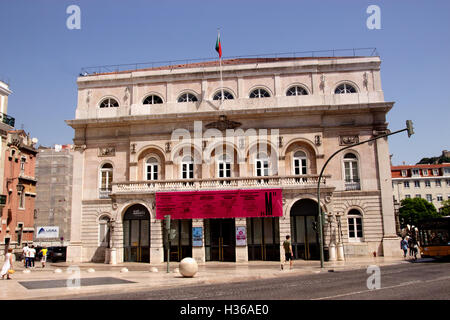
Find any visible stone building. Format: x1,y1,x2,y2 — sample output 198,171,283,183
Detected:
33,145,73,247
66,54,399,264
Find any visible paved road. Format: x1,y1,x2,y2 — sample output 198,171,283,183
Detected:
65,259,450,300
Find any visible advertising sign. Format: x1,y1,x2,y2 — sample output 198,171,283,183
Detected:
35,226,59,239
156,189,282,219
235,226,247,246
192,227,203,247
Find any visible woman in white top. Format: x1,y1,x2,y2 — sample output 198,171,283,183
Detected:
1,248,14,280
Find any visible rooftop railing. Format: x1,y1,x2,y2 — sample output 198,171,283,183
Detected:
80,47,378,76
0,112,15,127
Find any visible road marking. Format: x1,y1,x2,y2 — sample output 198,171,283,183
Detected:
312,277,450,300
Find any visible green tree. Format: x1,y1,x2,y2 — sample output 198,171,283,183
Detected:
440,199,450,216
399,198,442,227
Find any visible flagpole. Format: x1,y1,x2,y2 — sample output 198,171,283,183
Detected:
218,29,224,104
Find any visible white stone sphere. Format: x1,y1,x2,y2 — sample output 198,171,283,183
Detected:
87,268,95,273
179,258,198,278
54,269,62,273
120,267,128,273
150,267,158,273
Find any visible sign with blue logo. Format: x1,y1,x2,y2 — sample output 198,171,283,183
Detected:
36,226,59,239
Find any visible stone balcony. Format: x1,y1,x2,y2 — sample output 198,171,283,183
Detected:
111,174,332,195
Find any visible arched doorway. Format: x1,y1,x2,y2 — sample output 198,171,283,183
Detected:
290,199,319,260
123,204,150,262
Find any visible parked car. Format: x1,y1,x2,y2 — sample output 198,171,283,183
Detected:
47,246,67,262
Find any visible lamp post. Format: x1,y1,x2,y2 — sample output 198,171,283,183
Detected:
316,120,414,268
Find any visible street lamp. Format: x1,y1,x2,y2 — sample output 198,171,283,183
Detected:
316,120,415,268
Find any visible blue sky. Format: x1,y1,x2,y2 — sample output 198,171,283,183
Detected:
0,0,449,165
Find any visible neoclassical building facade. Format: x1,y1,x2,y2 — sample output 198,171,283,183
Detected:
66,56,400,264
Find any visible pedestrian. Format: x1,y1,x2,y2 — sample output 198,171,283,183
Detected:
1,248,14,280
401,237,408,258
22,243,29,268
40,246,48,268
29,245,36,268
281,235,293,270
410,236,418,260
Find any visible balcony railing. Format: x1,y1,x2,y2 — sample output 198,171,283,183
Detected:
99,188,112,199
112,175,330,194
345,180,361,191
0,112,15,127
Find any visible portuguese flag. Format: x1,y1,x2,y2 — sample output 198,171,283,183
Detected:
215,33,222,58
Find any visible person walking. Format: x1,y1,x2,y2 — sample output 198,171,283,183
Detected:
410,236,418,260
281,235,294,270
1,248,14,280
40,247,48,268
401,237,408,258
22,244,29,268
29,245,36,268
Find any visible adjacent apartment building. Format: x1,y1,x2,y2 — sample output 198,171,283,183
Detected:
66,52,399,264
34,144,73,247
1,130,38,254
392,163,450,211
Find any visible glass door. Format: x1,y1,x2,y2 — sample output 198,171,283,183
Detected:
205,219,236,262
164,219,192,262
290,215,319,260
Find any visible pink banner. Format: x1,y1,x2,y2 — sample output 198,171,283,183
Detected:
156,189,282,219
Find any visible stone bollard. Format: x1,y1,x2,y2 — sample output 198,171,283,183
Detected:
179,258,198,278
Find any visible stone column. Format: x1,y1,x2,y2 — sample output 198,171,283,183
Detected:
376,136,401,257
192,219,205,263
66,147,85,263
279,200,291,262
150,218,164,264
235,218,248,262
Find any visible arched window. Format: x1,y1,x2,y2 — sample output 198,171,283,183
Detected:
286,86,308,96
255,152,269,177
343,153,360,190
177,93,198,103
99,163,113,198
347,209,363,241
217,154,232,178
335,83,357,94
143,95,163,105
99,98,119,108
213,90,234,100
145,157,159,181
293,150,307,175
99,215,111,247
249,88,271,98
181,155,194,179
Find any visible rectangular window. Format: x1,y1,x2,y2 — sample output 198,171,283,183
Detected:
412,169,420,176
447,180,450,187
425,180,431,188
405,194,411,199
422,169,428,176
401,170,407,177
19,192,25,209
404,181,410,188
433,169,439,176
415,194,421,199
437,194,443,202
348,217,363,240
426,194,432,202
436,180,441,187
414,181,420,188
444,168,450,176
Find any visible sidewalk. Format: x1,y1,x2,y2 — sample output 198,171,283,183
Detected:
0,257,409,300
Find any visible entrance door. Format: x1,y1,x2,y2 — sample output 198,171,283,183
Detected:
164,219,192,262
123,204,150,263
205,219,236,262
290,199,320,260
247,217,280,261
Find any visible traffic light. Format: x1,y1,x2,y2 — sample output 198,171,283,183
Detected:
406,120,414,138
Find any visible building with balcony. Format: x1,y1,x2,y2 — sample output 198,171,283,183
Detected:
1,130,38,254
34,144,73,247
392,163,450,211
66,51,399,264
